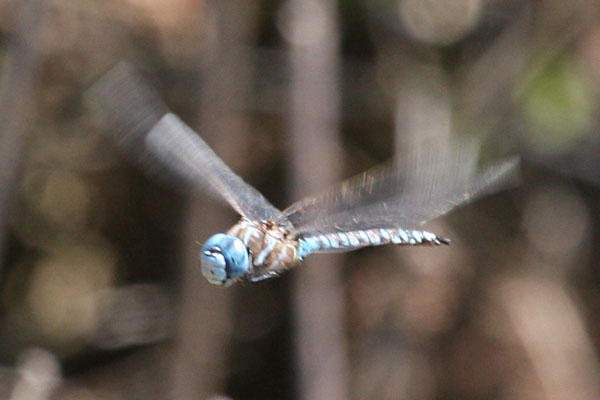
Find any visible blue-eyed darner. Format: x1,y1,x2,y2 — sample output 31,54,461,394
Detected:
89,64,519,287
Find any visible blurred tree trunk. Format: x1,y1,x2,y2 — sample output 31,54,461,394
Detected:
0,0,46,269
285,0,350,399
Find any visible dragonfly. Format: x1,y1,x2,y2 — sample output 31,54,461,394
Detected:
89,63,519,287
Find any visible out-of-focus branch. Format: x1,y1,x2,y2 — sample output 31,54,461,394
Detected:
0,0,47,268
496,274,600,400
283,0,349,399
9,349,60,400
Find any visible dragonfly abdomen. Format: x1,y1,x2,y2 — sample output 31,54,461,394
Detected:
298,228,449,259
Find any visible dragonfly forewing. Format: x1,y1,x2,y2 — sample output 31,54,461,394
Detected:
89,63,287,225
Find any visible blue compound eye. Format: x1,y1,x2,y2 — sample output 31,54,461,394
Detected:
200,234,250,286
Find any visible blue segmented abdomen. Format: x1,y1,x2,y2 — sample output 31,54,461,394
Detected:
297,228,449,259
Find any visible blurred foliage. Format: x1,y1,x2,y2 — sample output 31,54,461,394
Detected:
520,54,595,152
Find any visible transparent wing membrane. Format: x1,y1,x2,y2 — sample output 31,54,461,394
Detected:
283,139,519,237
88,63,286,224
144,114,286,223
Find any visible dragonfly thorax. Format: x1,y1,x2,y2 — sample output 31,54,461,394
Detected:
200,233,250,287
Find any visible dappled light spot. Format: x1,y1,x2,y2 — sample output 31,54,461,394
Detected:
399,0,483,45
26,241,117,346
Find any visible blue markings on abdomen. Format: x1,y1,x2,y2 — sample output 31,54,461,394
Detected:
298,228,449,259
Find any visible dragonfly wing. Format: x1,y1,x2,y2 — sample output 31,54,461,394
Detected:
144,114,287,223
88,63,286,224
297,157,519,236
280,138,519,237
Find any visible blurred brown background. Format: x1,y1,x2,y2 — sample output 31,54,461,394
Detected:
0,0,599,399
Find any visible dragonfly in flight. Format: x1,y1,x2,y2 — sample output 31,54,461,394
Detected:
89,63,519,287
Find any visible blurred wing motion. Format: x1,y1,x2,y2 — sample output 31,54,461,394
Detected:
279,139,519,238
87,63,286,224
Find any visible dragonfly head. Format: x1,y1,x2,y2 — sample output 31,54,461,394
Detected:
200,233,250,287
